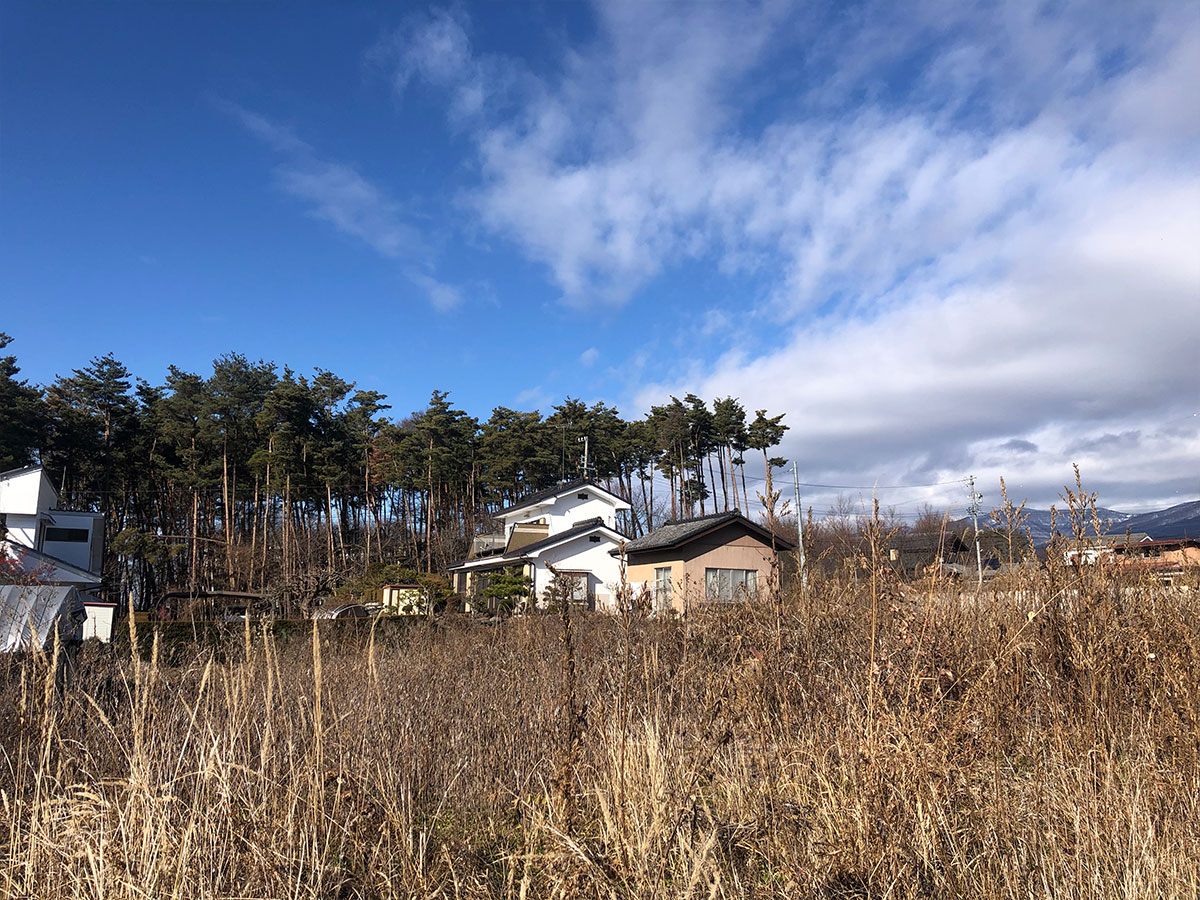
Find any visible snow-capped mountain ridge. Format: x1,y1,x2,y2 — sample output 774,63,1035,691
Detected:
955,500,1200,543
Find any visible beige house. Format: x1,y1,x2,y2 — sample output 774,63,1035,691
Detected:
621,511,793,612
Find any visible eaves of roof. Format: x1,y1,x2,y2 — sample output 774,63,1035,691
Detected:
447,518,626,571
513,517,625,555
0,464,45,481
619,511,795,555
446,553,531,573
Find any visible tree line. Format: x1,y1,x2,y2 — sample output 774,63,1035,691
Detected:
0,334,789,608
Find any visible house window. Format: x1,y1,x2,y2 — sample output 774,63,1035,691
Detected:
45,527,89,543
654,567,673,607
704,568,758,603
577,493,589,500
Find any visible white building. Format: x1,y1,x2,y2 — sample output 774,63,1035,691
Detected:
0,584,88,653
0,465,112,642
448,478,631,612
0,465,58,549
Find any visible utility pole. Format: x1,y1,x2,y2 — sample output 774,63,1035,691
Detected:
968,474,984,590
792,461,808,591
578,435,589,480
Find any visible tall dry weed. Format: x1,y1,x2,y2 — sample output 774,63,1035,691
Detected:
1,558,1198,898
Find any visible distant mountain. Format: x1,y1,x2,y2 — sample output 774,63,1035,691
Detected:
951,499,1200,543
1117,501,1200,540
951,507,1127,543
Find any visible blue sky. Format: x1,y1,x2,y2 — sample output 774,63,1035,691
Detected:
3,1,1198,514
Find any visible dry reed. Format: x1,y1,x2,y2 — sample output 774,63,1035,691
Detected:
2,560,1198,899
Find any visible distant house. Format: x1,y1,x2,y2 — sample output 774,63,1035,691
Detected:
0,464,112,641
447,478,631,612
1110,537,1200,583
1063,533,1153,566
619,511,793,612
888,532,971,577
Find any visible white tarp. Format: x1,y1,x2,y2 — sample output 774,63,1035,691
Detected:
0,584,86,652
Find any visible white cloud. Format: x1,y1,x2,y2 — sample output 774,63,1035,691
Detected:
383,0,1200,507
405,268,463,312
370,9,519,126
638,164,1200,508
579,347,599,367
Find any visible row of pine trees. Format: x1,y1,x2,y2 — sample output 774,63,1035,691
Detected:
0,335,788,607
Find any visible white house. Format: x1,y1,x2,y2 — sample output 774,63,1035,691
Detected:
0,465,112,641
448,478,631,611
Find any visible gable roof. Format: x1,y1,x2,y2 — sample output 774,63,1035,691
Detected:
512,517,624,556
448,517,626,571
494,478,629,519
1093,532,1153,546
620,511,795,555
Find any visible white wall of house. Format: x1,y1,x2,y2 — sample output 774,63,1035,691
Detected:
41,511,104,575
79,603,116,642
3,513,42,549
530,533,625,611
503,488,629,537
0,468,58,548
0,468,57,517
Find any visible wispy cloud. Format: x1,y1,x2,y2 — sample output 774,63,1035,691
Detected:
368,9,516,126
405,268,463,313
220,100,461,312
579,347,599,368
514,386,551,412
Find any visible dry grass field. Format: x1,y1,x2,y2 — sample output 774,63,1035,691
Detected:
3,564,1199,899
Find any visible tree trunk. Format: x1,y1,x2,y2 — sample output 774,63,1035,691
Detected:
250,473,259,588
425,435,434,572
190,488,199,598
223,440,235,590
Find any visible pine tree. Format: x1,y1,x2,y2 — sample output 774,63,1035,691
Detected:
0,334,45,471
747,409,789,531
